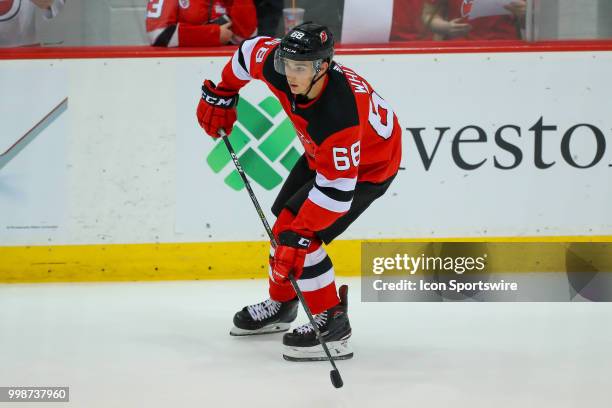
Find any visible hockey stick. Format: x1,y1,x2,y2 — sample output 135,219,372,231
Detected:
219,129,344,389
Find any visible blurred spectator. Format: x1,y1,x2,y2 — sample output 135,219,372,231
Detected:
390,0,432,41
254,0,282,37
0,0,65,47
422,0,526,40
146,0,257,47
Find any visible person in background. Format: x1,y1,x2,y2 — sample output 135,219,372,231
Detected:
390,0,432,41
422,0,526,40
146,0,257,47
0,0,65,47
254,0,282,37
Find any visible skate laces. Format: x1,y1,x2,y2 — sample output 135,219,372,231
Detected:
247,299,281,321
295,311,328,334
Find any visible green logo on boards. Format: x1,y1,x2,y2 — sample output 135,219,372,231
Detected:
206,97,300,191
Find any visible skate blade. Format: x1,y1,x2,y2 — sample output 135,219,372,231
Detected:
282,339,353,362
229,322,291,336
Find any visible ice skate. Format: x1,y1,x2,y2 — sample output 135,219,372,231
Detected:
230,297,298,336
282,285,353,361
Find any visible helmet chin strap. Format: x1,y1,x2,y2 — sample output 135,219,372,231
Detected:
301,69,326,99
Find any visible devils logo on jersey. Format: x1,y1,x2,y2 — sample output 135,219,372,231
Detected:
179,0,190,9
295,130,315,158
0,0,20,21
461,0,474,18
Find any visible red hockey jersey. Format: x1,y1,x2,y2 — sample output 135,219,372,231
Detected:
145,0,257,47
390,0,432,41
217,37,402,233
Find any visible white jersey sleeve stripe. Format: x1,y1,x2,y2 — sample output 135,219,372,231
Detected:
315,173,357,192
231,37,260,81
231,49,252,81
308,186,352,213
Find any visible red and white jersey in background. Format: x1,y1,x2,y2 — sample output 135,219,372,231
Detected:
145,0,257,47
426,0,521,40
217,36,402,233
0,0,65,47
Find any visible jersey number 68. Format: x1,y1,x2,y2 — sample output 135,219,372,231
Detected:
333,141,360,171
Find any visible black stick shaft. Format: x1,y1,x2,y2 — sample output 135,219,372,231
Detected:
219,130,343,379
221,134,274,240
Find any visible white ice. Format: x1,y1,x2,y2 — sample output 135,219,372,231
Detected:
0,277,610,408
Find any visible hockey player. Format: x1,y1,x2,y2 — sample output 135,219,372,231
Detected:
196,23,402,361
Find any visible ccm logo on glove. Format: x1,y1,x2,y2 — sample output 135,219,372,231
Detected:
197,79,239,137
297,237,310,247
271,231,312,284
201,81,239,108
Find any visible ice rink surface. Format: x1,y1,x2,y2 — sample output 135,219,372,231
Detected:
1,277,610,408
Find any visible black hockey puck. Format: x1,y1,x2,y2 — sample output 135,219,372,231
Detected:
330,369,343,388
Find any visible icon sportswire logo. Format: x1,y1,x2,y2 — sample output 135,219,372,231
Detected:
206,96,300,191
